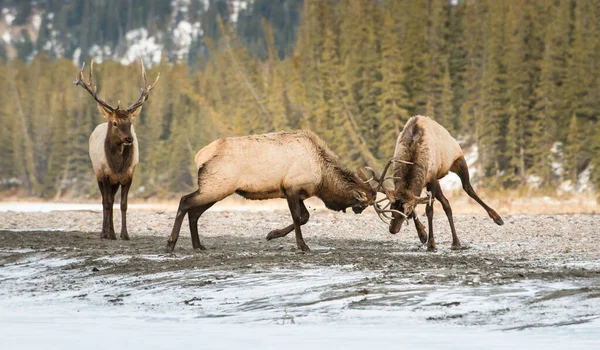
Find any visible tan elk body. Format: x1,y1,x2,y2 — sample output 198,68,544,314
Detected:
88,123,139,185
166,131,376,253
374,115,504,251
74,59,159,240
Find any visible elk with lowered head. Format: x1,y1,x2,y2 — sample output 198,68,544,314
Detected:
371,115,504,251
74,59,159,240
165,130,377,253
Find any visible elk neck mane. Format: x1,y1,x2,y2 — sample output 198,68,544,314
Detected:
104,124,135,174
393,116,430,198
303,131,361,209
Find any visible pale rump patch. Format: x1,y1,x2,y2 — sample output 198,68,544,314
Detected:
88,123,139,184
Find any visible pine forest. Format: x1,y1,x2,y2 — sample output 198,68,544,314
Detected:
1,0,600,199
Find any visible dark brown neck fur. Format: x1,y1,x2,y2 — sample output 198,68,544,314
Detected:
306,133,366,211
393,117,429,198
105,128,134,174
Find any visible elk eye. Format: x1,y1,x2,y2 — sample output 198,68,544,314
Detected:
112,121,117,127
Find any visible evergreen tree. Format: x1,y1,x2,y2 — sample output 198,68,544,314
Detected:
564,114,581,183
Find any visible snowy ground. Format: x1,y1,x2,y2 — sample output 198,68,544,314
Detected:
1,205,600,349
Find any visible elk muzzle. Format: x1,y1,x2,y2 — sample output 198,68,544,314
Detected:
389,216,405,234
352,204,368,214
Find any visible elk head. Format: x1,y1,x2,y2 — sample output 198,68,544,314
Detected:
353,168,378,214
364,158,432,233
73,59,160,147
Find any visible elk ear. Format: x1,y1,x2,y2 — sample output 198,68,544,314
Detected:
97,103,113,119
128,105,143,119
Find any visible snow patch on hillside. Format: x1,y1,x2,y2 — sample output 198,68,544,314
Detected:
119,28,163,65
230,0,250,23
3,8,15,26
171,20,201,61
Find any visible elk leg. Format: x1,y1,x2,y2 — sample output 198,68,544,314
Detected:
286,193,310,252
188,202,216,250
166,191,204,253
411,212,428,244
108,183,119,239
266,200,309,240
119,179,132,240
451,157,504,226
98,180,109,239
425,182,437,252
100,178,116,240
434,181,461,250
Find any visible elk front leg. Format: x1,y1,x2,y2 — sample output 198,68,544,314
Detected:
120,179,132,240
188,202,215,250
100,178,116,240
451,157,504,226
434,181,461,250
166,191,202,253
266,200,309,241
98,180,109,239
109,183,120,239
411,212,427,244
285,193,310,252
425,182,437,252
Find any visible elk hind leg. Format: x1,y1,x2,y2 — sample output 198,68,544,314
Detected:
286,193,310,252
266,200,309,241
450,157,504,225
434,181,461,250
166,190,206,253
188,202,216,250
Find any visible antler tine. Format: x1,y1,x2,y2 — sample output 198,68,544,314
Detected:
73,60,115,112
127,58,161,112
392,159,414,165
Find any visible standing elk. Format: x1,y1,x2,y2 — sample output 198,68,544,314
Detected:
369,115,504,251
165,130,377,253
73,59,159,240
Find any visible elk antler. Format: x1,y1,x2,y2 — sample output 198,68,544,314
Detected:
127,59,160,112
73,60,116,112
364,159,409,224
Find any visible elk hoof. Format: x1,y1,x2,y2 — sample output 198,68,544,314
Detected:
426,244,436,252
493,217,504,226
101,232,116,240
165,242,175,253
298,243,311,252
193,244,207,251
120,233,130,240
266,230,285,241
450,244,462,250
418,234,428,244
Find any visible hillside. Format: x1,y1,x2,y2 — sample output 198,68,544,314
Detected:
0,0,302,65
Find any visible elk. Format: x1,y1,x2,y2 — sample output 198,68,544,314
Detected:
370,115,504,251
73,59,159,240
165,130,377,253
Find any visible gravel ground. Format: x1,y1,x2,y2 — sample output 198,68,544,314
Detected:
1,208,599,286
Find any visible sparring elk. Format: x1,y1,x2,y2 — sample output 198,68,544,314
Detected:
74,59,159,239
165,130,377,253
370,115,504,251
